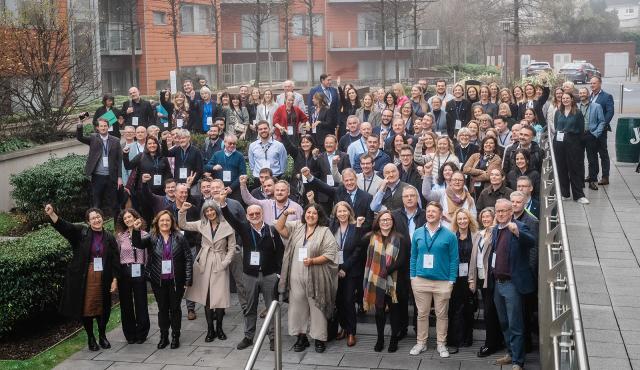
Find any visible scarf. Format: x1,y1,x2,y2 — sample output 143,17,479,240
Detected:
363,234,399,311
445,187,474,220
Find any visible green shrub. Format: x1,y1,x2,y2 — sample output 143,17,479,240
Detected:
0,226,72,338
0,137,34,154
0,213,22,236
10,154,90,226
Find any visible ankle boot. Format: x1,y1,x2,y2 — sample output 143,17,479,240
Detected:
204,308,215,342
170,331,180,349
215,308,226,340
157,331,170,349
97,326,111,349
83,317,99,351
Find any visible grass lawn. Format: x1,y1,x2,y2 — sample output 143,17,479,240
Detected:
0,294,154,370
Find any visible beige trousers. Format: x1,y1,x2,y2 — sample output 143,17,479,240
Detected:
411,277,453,346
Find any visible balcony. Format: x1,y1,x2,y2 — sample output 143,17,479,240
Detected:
328,29,439,51
99,22,142,56
221,32,285,53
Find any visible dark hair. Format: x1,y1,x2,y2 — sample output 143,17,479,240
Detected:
230,93,242,108
85,208,104,223
256,120,270,129
479,136,498,156
384,91,398,107
343,87,361,110
367,210,399,245
115,208,146,234
302,203,328,226
513,148,531,167
145,136,160,154
437,161,459,186
150,210,178,236
164,178,176,187
300,134,316,154
523,107,539,122
591,75,602,83
259,167,274,176
102,93,115,106
436,79,447,85
426,201,443,212
520,124,536,136
320,73,330,82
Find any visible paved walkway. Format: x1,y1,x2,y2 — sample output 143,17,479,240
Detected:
563,124,640,370
55,294,540,370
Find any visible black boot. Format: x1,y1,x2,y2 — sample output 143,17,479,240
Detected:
293,334,310,352
374,335,384,352
98,325,111,349
170,331,180,349
215,308,226,340
157,331,170,349
83,317,99,351
204,308,215,342
388,336,398,353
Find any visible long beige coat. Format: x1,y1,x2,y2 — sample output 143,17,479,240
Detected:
179,213,236,308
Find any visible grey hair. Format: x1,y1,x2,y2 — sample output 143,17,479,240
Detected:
510,191,526,200
200,200,223,226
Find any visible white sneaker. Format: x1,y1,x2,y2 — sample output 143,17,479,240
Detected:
437,344,450,358
577,197,590,204
409,343,427,355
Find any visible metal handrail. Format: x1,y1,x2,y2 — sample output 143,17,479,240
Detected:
244,299,282,370
538,127,589,370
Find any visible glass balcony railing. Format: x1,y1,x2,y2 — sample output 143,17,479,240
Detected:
99,22,142,55
328,29,438,51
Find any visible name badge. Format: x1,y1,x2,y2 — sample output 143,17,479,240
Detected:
326,175,335,186
250,251,260,266
423,254,434,269
223,170,231,182
179,167,188,179
338,250,344,264
93,257,103,272
108,125,114,132
435,131,442,137
474,182,482,187
102,157,109,168
253,119,258,126
302,176,308,184
491,252,496,269
153,174,162,186
287,126,294,135
455,120,462,130
164,121,169,128
458,262,469,277
478,267,485,280
162,260,172,274
132,117,139,126
131,263,141,277
206,117,213,126
556,131,564,142
177,119,183,128
298,247,308,262
312,127,317,134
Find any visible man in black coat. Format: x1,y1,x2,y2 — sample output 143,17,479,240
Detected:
315,134,350,213
121,87,155,127
77,118,123,218
161,129,204,186
502,125,544,174
397,145,424,205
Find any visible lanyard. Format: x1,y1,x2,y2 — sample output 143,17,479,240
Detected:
437,153,451,171
478,234,485,253
455,100,463,120
262,142,272,160
339,226,349,250
303,226,317,247
162,237,172,260
250,226,263,251
102,139,109,157
406,211,416,226
263,105,270,119
359,138,366,153
498,132,509,147
424,225,440,253
363,176,374,193
274,200,290,219
180,146,189,163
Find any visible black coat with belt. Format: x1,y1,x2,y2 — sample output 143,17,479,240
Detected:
445,99,472,140
132,230,193,287
52,219,120,319
76,126,123,179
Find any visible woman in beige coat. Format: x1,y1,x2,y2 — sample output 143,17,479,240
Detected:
463,136,502,198
178,200,235,343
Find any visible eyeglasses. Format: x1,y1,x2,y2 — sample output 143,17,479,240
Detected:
248,212,261,217
451,178,465,183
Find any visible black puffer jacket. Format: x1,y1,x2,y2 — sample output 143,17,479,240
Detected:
132,230,193,287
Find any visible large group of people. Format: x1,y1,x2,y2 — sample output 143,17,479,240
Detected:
45,73,614,370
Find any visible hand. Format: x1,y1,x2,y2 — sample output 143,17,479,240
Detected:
161,130,170,140
141,173,152,183
186,171,196,187
275,124,285,134
117,178,123,189
224,187,232,195
133,218,143,230
507,222,519,236
312,121,319,129
110,279,118,293
378,178,389,191
122,145,130,154
469,281,476,293
312,148,320,158
126,107,134,114
303,257,313,267
239,175,248,185
180,202,192,212
301,167,311,179
212,164,223,172
338,270,346,278
157,112,163,118
417,166,425,177
303,122,311,131
332,155,340,165
283,208,295,217
418,135,425,144
356,216,365,227
423,161,434,176
441,214,451,223
44,204,54,216
306,191,315,204
215,189,228,205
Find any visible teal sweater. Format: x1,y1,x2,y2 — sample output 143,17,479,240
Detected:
410,225,459,282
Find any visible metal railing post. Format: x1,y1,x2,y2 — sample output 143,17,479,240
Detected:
245,300,282,370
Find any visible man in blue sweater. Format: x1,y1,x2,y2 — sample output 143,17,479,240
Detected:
409,201,459,358
204,134,246,202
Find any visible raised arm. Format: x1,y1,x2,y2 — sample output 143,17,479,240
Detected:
76,123,92,145
274,208,295,239
177,202,200,232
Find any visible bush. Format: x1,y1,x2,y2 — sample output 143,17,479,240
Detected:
0,226,72,338
10,154,90,226
0,137,34,154
0,213,22,236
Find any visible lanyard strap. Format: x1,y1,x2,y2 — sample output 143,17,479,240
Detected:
303,226,317,247
274,200,290,219
339,226,349,250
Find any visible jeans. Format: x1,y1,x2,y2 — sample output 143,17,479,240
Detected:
494,280,525,367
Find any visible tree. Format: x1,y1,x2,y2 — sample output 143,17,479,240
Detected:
0,1,98,140
281,0,294,79
209,0,222,89
300,0,321,86
127,0,139,86
241,0,275,86
166,0,181,76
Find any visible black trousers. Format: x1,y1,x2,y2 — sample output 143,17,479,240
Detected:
598,130,611,178
479,280,504,349
523,290,538,349
336,275,359,335
118,266,150,341
396,275,410,334
151,280,185,334
447,278,475,347
375,295,402,339
91,174,120,218
584,132,600,182
553,133,585,200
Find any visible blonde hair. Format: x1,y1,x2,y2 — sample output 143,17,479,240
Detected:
452,208,478,233
331,201,355,224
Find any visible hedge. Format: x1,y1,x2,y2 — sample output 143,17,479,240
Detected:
0,226,72,338
10,154,90,226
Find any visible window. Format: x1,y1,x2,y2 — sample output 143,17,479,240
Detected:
153,11,167,25
241,16,279,49
358,60,409,80
626,7,635,14
293,61,324,82
292,14,323,37
180,4,214,34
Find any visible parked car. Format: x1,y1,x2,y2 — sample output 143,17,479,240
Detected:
559,62,601,84
526,62,553,76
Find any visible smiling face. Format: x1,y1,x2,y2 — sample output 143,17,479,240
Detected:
335,204,350,223
425,204,441,224
305,206,319,226
324,136,337,152
450,172,465,191
146,138,158,153
274,182,289,202
515,152,527,170
205,207,218,222
123,211,136,228
97,120,109,135
378,213,394,233
467,122,479,136
437,137,449,154
483,138,495,153
442,165,454,181
481,211,494,228
385,94,394,106
87,211,104,231
262,178,275,196
456,211,469,230
157,213,172,233
300,137,313,152
473,107,483,120
453,85,463,98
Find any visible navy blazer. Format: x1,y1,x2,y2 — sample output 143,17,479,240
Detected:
306,178,374,228
329,223,365,276
488,220,536,295
308,85,340,119
593,89,615,130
